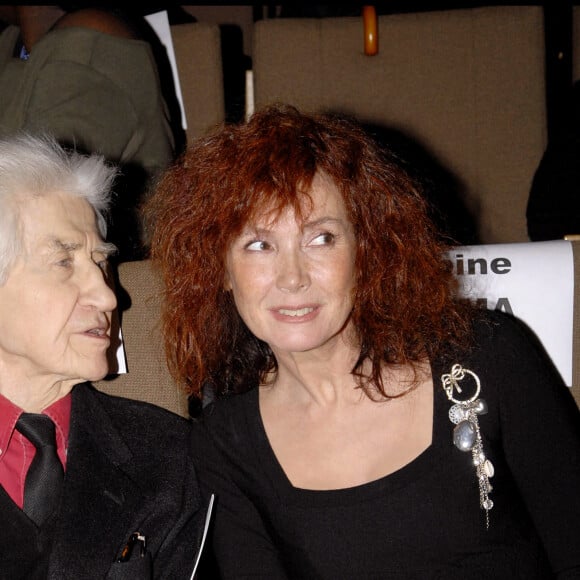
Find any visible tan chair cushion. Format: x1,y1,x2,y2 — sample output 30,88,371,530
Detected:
94,260,189,417
253,7,546,243
171,22,225,142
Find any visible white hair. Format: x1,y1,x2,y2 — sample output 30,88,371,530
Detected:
0,133,117,284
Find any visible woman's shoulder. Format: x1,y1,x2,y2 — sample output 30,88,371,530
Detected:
201,389,258,422
438,308,561,393
197,388,259,432
462,308,570,401
191,389,261,462
469,308,547,355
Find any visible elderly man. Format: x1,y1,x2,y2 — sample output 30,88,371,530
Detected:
0,133,204,579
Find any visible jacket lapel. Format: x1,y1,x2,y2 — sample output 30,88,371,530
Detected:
48,384,151,578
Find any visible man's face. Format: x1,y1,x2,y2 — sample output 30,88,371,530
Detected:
0,192,117,393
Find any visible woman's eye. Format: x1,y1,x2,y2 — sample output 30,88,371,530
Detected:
310,232,335,246
246,240,271,251
56,258,73,268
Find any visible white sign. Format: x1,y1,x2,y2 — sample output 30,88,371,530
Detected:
145,11,187,130
448,240,574,385
110,11,184,376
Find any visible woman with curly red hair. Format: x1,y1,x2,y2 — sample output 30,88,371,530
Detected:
146,105,580,579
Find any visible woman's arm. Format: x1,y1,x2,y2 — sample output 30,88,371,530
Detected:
491,314,580,577
191,418,289,579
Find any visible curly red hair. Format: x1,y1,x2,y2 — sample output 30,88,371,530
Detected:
145,104,473,400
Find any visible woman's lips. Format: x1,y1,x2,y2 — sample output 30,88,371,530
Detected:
270,305,319,322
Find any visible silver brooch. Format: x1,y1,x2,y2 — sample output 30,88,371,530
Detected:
441,364,494,528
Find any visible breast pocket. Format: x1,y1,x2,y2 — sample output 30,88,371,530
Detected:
105,552,152,580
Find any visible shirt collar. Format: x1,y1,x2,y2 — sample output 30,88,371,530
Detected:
0,391,72,457
43,394,72,452
0,393,22,458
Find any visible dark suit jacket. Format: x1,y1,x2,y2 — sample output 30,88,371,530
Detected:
0,382,205,579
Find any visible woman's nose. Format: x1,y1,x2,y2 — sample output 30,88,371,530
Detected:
276,249,310,293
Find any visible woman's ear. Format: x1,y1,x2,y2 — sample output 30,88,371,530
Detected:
223,271,232,291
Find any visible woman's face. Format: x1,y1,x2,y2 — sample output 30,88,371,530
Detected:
225,174,357,358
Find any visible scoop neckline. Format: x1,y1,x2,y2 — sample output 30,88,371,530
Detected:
248,359,450,506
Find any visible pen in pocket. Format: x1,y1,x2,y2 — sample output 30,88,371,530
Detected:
117,531,146,562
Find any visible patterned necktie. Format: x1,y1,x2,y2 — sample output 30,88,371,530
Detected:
15,413,64,525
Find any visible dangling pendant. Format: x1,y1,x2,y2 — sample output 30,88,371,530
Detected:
453,420,476,451
483,459,494,477
448,404,468,424
442,364,494,528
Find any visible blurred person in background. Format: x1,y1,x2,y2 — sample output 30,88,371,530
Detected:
0,5,181,261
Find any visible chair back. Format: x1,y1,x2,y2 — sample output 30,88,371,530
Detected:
252,7,546,244
171,22,225,142
94,260,188,417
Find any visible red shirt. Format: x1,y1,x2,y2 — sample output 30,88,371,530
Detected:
0,392,71,508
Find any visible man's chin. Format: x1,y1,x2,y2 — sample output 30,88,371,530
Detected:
79,364,110,383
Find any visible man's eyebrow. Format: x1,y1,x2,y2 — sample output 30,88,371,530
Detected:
48,238,81,252
94,242,118,257
47,238,118,256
